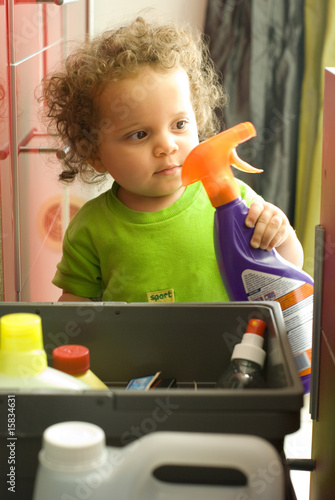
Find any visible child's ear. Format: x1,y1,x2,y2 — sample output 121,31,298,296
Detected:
89,156,106,174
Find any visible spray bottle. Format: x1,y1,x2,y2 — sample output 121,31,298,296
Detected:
216,319,267,389
181,122,313,394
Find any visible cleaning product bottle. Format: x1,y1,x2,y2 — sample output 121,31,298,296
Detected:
32,421,111,500
33,421,285,500
0,313,90,390
217,318,267,389
182,122,314,394
52,344,109,390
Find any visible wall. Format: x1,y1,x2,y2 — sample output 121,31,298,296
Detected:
0,0,91,302
91,0,208,35
0,0,208,302
0,0,9,302
310,68,335,500
1,0,208,303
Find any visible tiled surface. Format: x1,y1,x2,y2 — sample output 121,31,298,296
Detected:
12,2,62,63
0,0,90,301
0,2,16,300
284,394,313,500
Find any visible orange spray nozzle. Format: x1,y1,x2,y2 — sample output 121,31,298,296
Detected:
181,122,263,207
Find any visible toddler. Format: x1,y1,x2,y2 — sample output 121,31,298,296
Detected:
42,17,303,303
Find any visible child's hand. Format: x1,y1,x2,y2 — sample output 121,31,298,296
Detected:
245,200,291,251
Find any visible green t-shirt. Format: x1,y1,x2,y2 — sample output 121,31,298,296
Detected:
53,180,260,302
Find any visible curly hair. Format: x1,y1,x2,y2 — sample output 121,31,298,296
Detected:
41,16,227,183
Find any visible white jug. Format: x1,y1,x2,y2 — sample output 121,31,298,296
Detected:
33,421,285,500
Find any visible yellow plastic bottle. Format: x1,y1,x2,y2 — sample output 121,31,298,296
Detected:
52,345,109,390
0,313,90,390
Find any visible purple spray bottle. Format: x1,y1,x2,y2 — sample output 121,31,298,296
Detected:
181,122,313,394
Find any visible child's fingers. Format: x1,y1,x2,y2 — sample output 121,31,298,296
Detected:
246,201,290,250
256,214,288,250
245,200,265,228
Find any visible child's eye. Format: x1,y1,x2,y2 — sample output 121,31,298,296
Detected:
174,120,188,130
128,130,147,141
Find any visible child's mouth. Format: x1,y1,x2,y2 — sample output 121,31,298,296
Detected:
155,165,181,176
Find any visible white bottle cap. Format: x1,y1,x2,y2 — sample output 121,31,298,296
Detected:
39,421,107,471
231,319,266,368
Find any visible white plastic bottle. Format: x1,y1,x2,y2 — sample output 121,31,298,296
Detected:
32,421,118,500
0,313,89,390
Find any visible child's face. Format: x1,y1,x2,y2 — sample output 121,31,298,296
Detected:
92,66,199,211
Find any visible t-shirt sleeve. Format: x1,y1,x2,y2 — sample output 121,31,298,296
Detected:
52,229,103,299
236,178,263,207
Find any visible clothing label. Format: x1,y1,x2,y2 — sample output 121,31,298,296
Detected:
242,270,313,377
147,289,175,303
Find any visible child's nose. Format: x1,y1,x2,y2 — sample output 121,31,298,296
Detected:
153,133,178,157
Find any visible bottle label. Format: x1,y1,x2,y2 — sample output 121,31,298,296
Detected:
242,270,313,378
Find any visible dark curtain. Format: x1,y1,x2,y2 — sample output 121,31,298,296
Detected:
204,0,305,224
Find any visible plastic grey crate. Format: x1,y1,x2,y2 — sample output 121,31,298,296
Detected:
0,301,303,500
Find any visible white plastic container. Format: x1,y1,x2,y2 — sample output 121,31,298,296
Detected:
0,313,89,390
33,421,285,500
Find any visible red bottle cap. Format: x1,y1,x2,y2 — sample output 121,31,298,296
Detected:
53,345,90,375
245,319,266,337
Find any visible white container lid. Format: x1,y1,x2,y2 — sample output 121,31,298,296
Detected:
231,319,266,367
39,421,107,471
231,342,266,367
